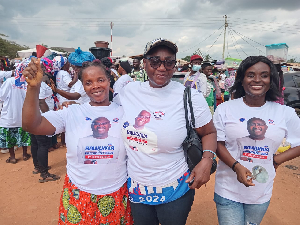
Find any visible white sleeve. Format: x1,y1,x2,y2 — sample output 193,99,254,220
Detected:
0,78,12,101
113,75,133,105
213,104,226,141
191,88,212,128
42,107,68,134
285,106,300,148
197,75,209,97
62,71,72,86
39,82,51,99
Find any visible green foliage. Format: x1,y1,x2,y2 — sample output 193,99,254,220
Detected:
0,35,29,58
51,47,67,53
287,58,298,63
204,54,212,61
181,55,191,62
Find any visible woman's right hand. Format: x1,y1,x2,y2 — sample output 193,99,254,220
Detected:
234,163,255,187
23,58,43,88
48,79,57,92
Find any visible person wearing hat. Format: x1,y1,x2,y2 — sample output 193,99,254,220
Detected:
183,55,211,98
113,38,217,225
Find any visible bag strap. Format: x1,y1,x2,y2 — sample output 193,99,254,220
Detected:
184,87,196,134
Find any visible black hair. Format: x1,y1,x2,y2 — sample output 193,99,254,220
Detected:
79,60,110,81
32,52,37,57
230,56,281,101
119,61,132,74
101,57,113,69
201,63,212,70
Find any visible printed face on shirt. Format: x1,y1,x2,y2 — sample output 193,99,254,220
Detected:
242,62,271,98
133,110,151,130
143,46,176,88
82,66,110,106
91,117,111,139
247,118,268,140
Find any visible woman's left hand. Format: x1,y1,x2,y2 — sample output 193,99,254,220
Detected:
186,158,212,189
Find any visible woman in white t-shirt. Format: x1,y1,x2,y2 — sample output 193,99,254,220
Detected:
113,38,217,225
22,59,133,224
213,56,300,225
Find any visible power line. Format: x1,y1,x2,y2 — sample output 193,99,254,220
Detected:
228,29,248,57
228,29,242,59
180,24,224,53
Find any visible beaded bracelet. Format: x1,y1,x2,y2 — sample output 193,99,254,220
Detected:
231,161,240,172
203,150,217,160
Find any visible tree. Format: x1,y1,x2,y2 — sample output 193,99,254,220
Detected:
0,34,29,58
51,47,67,53
287,58,297,63
204,54,211,61
181,55,191,62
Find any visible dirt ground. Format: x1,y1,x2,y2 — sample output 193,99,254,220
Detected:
1,146,300,225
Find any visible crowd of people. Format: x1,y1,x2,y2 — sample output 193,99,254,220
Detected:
0,38,300,225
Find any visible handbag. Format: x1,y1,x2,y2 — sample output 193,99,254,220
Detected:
182,86,217,174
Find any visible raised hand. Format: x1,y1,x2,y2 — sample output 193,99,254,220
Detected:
23,57,43,88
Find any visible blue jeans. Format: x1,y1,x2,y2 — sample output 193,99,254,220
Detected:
214,193,270,225
130,189,195,225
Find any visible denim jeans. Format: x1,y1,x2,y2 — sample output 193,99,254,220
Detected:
130,189,195,225
214,193,270,225
30,134,51,174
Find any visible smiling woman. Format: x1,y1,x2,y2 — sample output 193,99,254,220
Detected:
213,56,300,225
21,57,133,224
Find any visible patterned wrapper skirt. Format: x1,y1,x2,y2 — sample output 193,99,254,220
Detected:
0,127,31,148
58,174,133,225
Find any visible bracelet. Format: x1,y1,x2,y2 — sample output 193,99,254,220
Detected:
231,161,240,172
203,150,217,160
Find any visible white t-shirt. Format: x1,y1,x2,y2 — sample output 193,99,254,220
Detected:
114,77,212,187
56,70,72,104
184,72,210,98
70,80,90,104
0,77,27,128
0,71,13,89
42,102,127,195
213,98,300,204
39,82,54,111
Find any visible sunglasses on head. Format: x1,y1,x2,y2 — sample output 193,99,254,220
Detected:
145,57,176,71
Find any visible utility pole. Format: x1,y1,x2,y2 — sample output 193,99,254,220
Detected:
222,15,228,60
110,22,114,56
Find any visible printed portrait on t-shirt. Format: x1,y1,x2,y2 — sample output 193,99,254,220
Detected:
236,117,275,163
122,110,158,154
77,117,120,164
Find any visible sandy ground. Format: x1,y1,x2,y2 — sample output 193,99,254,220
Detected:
0,146,300,225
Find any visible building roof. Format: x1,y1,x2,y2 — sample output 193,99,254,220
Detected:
51,47,75,53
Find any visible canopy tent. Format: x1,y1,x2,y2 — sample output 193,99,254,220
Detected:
17,48,66,58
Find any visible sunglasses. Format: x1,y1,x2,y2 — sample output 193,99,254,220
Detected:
145,57,176,71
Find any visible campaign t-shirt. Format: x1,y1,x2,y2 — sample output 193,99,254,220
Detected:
213,98,300,204
0,77,27,128
70,80,90,104
0,71,13,88
39,82,54,111
114,76,212,187
42,102,127,195
56,70,72,104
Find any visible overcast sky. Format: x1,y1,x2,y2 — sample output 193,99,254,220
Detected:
1,0,299,61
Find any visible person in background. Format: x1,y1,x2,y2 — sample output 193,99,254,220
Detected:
30,58,60,182
131,58,147,82
101,57,117,101
118,60,132,77
113,38,217,225
224,70,235,101
183,55,211,99
213,56,300,225
22,59,133,224
0,59,31,164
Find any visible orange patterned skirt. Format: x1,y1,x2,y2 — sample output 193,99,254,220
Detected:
58,174,133,225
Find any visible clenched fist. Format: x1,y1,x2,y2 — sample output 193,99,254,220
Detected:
23,57,43,87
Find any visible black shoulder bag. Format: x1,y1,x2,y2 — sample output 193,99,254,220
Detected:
182,86,217,174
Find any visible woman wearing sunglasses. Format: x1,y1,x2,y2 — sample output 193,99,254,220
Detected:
113,38,217,225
